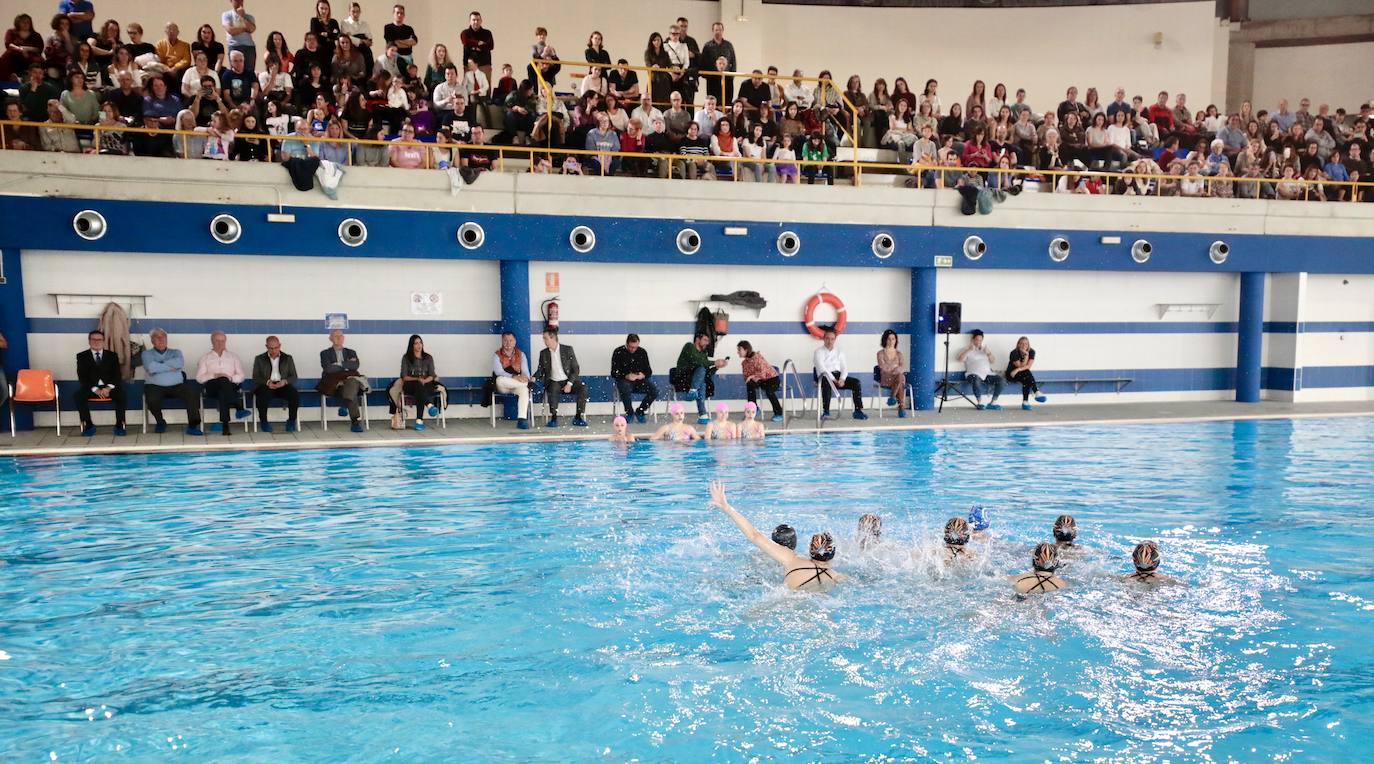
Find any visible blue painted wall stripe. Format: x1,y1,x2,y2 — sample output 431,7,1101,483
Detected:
1264,321,1374,334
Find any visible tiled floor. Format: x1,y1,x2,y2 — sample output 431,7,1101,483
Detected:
3,400,1372,457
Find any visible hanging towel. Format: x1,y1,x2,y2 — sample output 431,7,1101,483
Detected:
316,159,345,199
97,301,133,381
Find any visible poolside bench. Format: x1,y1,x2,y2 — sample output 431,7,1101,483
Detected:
942,376,1134,397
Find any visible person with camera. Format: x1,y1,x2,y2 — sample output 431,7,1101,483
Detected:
675,332,727,424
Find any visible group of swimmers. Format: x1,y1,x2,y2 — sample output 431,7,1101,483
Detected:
608,401,767,443
707,480,1175,594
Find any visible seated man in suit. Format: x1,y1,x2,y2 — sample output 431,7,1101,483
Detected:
317,328,368,433
75,330,127,437
194,331,251,437
535,329,588,428
141,328,204,435
252,335,300,432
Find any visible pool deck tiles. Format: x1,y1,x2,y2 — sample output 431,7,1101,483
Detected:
3,399,1372,458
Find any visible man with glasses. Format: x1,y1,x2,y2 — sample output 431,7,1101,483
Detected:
665,25,694,104
75,330,127,437
251,335,299,432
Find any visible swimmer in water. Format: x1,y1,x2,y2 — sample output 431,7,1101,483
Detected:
653,402,700,441
857,513,882,550
703,402,738,440
771,524,797,550
943,517,974,562
708,479,844,591
1009,542,1067,595
1053,514,1079,551
968,505,991,538
738,401,766,440
608,415,636,443
1123,541,1177,585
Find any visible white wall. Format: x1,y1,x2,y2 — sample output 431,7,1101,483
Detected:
78,0,1222,104
22,249,501,423
1297,273,1374,402
1252,42,1374,113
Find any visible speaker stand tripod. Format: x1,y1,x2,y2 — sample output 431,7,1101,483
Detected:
935,333,977,413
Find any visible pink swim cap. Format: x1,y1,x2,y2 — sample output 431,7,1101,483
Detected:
612,415,627,426
744,401,757,412
669,402,684,414
715,402,729,413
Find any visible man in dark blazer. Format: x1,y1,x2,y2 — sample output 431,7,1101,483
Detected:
75,329,127,437
316,328,368,432
252,335,300,433
534,328,588,427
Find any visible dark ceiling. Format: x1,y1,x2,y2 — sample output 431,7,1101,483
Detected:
760,0,1204,8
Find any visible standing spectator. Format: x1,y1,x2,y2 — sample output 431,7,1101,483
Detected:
340,3,372,75
251,335,299,432
58,0,95,42
384,4,417,68
737,340,783,421
460,10,492,94
44,14,76,81
192,24,225,73
664,24,692,103
611,334,659,422
584,30,610,68
700,22,736,106
2,13,44,82
965,80,986,124
644,32,670,106
221,0,256,72
958,330,1004,410
814,327,867,420
535,329,588,428
195,331,250,436
674,16,699,67
156,22,192,74
310,1,341,63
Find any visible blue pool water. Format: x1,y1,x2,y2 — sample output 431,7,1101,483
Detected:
2,417,1372,761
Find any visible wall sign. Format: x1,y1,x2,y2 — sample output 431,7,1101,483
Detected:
411,292,443,315
933,256,954,268
545,272,560,292
325,313,349,329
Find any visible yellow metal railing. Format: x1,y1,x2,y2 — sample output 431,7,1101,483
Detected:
2,118,1368,201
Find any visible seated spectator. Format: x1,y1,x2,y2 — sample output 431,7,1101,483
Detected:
674,121,711,179
74,330,127,437
800,131,833,185
141,329,204,435
737,340,783,421
675,332,727,424
1036,129,1065,171
20,63,59,122
620,117,651,177
492,63,518,102
60,70,100,124
491,331,532,430
201,109,234,160
95,102,131,155
604,94,629,132
1201,140,1230,176
960,125,995,168
784,69,811,109
773,131,799,184
876,329,907,416
738,122,772,183
219,50,259,112
709,118,742,179
1,101,40,150
3,13,44,81
958,329,1003,410
535,329,588,427
388,334,443,430
579,64,607,97
938,103,963,140
258,55,293,103
531,81,567,144
195,331,250,436
631,93,662,136
584,112,619,176
230,113,269,161
1177,160,1205,197
645,116,674,177
317,329,368,432
1301,165,1327,202
251,335,299,432
502,79,537,145
882,99,917,164
611,333,659,423
388,122,426,168
1005,336,1047,409
814,327,867,420
607,59,639,101
459,125,496,171
278,115,316,160
429,125,458,169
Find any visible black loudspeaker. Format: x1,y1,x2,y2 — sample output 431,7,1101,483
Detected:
937,302,962,335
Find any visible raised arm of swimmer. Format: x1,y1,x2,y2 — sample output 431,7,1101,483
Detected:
708,479,794,566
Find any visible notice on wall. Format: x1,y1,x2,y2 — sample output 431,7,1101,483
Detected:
411,292,443,315
545,272,560,292
325,313,349,330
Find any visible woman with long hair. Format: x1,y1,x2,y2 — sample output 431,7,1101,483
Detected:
643,32,670,107
891,76,916,113
389,334,443,430
869,77,892,140
193,23,224,71
424,43,450,93
921,78,941,117
1005,336,1047,409
310,0,341,61
964,79,985,122
876,329,907,416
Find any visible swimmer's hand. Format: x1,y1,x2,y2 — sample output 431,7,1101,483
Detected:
708,479,729,510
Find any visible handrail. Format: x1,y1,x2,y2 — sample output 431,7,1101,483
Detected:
780,359,800,429
2,117,1367,201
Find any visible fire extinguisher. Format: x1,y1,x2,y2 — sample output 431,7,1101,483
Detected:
542,297,560,331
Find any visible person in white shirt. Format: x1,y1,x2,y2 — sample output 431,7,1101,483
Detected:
432,62,463,125
195,331,250,435
694,94,723,137
784,70,813,109
957,329,1004,410
462,57,489,102
492,331,532,430
251,335,299,432
664,24,692,101
631,93,663,133
812,327,868,420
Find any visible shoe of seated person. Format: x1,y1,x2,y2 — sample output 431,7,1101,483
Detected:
414,420,425,431
235,409,251,420
634,412,646,424
1022,403,1033,411
886,396,897,407
261,422,274,433
974,402,984,410
350,422,364,433
1035,394,1048,403
853,410,868,420
546,417,560,428
427,404,439,418
898,408,908,418
154,422,168,434
286,420,297,433
222,427,231,437
985,403,1002,411
186,426,204,436
209,423,223,433
771,414,784,423
114,426,126,437
697,415,710,425
517,418,530,430
820,411,833,420
573,416,588,427
337,406,348,417
682,390,698,401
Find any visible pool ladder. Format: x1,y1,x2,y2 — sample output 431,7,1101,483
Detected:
778,359,812,430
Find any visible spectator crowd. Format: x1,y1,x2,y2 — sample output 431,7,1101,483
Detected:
1,2,1370,198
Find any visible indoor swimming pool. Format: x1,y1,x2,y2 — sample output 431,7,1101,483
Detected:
2,417,1371,761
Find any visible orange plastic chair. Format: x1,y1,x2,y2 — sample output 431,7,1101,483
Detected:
9,369,61,437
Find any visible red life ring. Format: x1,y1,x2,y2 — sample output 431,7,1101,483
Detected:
803,291,847,339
